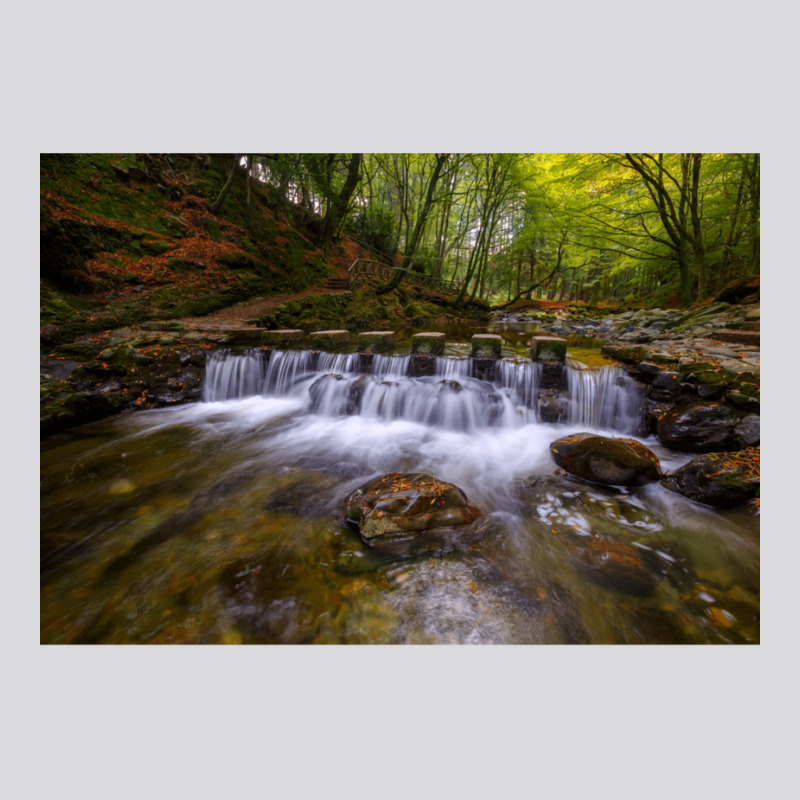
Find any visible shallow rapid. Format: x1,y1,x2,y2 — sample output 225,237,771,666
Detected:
40,349,759,644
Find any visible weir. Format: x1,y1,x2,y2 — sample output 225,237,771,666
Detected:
203,348,645,434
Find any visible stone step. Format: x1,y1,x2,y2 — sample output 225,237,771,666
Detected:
308,330,351,349
531,335,567,362
471,333,502,358
412,332,446,355
261,329,305,347
358,331,396,352
323,278,351,290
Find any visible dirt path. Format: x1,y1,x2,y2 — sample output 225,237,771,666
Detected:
178,287,349,331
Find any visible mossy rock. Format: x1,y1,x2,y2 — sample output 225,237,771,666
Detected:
52,341,100,360
662,449,759,508
412,332,445,355
725,391,760,413
732,376,760,398
612,345,649,364
531,336,567,362
692,368,736,387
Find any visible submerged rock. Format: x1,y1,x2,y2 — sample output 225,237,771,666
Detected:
571,537,658,596
549,433,662,487
343,472,481,554
661,448,760,508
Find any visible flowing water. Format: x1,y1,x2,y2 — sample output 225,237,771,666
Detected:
40,349,759,644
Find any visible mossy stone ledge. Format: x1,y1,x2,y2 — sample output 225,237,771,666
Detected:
471,333,502,358
261,329,305,347
308,330,350,350
358,331,396,353
531,335,567,362
411,332,445,356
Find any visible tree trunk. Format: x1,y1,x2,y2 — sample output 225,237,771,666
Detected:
318,153,362,247
208,154,242,214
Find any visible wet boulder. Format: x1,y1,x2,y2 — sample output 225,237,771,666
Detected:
656,402,746,452
549,433,662,487
343,472,481,554
732,414,760,448
661,447,760,508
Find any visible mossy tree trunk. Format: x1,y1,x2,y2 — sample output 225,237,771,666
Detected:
208,154,242,215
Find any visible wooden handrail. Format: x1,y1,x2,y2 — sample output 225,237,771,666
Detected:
348,257,458,294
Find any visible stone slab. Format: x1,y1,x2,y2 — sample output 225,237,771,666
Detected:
412,332,445,355
358,331,396,352
261,329,305,347
471,334,502,358
531,335,567,362
308,330,351,350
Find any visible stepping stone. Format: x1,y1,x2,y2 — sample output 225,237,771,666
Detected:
531,335,567,362
308,330,350,350
471,334,502,358
412,332,445,355
261,329,305,347
358,331,396,353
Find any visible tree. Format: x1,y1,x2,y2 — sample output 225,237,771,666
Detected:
318,153,362,247
375,154,449,294
208,154,242,215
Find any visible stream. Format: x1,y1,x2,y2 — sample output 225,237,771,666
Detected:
40,346,759,644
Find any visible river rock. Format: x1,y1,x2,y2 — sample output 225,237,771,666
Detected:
571,537,658,595
732,415,760,448
650,370,682,399
656,402,745,452
661,448,760,508
549,433,662,486
219,556,323,643
343,472,482,554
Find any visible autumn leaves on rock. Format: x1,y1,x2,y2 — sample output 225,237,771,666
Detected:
547,430,760,508
344,472,481,554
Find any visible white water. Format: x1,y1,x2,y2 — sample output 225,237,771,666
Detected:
203,349,644,435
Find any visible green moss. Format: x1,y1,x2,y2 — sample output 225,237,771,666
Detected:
693,368,736,387
206,219,222,241
167,257,196,272
218,250,263,271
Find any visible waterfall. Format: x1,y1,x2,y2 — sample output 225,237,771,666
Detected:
316,352,360,375
202,349,269,402
202,349,644,434
496,358,540,409
565,365,645,434
435,356,472,380
372,353,411,377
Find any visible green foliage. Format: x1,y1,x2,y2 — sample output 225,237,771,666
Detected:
351,208,398,257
